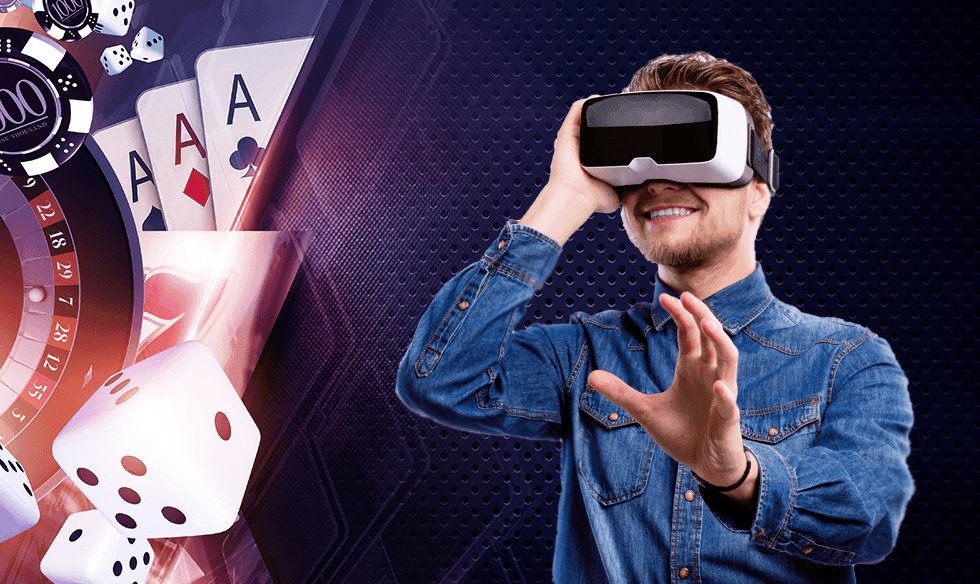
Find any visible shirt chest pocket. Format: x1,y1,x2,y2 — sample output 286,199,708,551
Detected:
577,385,655,506
739,396,821,454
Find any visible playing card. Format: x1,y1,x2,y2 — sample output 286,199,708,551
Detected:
196,37,313,230
92,118,167,234
136,79,217,231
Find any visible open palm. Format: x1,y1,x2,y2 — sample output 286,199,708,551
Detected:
589,292,746,484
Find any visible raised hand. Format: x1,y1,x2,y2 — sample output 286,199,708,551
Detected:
546,97,621,215
518,97,620,246
589,291,750,489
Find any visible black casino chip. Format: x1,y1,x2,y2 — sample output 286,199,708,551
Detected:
0,0,24,14
0,27,93,177
31,0,98,41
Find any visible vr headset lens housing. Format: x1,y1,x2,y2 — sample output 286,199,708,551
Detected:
581,93,718,166
580,91,778,192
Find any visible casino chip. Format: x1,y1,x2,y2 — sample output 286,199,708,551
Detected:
0,27,93,177
32,0,98,41
0,0,24,14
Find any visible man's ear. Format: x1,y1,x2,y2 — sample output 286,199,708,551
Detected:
747,176,771,222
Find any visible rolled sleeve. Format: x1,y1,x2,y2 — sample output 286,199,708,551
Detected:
480,222,562,291
701,333,914,566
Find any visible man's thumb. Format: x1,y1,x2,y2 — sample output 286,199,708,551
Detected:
588,370,647,418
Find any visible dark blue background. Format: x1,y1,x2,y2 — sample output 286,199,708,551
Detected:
234,0,976,582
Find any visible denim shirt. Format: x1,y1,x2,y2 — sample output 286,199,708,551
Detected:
396,223,915,584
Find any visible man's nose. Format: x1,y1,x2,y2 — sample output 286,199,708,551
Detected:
644,180,684,195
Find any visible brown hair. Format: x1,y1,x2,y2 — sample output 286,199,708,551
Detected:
626,52,774,151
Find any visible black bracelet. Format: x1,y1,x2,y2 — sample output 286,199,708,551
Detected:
690,446,752,492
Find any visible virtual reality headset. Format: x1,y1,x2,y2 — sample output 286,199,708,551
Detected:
579,90,779,192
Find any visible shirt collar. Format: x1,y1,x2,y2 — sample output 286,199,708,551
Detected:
651,262,773,335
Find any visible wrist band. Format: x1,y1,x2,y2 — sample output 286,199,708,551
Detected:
691,446,752,492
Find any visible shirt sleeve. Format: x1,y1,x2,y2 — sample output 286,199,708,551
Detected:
700,333,915,566
395,222,586,441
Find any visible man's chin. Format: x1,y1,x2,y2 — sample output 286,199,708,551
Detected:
636,240,720,270
648,252,711,270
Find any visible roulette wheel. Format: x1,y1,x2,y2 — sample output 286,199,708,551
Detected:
0,136,143,494
0,26,142,492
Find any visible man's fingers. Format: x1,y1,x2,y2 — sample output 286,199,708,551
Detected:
588,370,651,419
709,321,739,385
711,380,740,422
699,317,716,364
558,99,588,142
685,295,738,387
564,95,600,134
679,292,726,365
661,294,701,358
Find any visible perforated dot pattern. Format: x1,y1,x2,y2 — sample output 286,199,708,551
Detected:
246,1,978,582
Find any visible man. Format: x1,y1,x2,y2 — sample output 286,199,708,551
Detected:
396,52,914,583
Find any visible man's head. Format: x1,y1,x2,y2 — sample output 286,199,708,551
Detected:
619,52,773,271
626,52,774,152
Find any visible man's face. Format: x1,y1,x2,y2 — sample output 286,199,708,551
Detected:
619,180,752,269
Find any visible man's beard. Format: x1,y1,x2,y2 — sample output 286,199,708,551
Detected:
624,219,743,270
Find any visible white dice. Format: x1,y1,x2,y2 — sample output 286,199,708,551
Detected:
0,442,40,543
40,510,154,584
130,26,164,63
52,341,261,539
93,0,135,36
100,45,132,76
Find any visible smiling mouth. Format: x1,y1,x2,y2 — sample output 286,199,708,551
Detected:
642,208,698,220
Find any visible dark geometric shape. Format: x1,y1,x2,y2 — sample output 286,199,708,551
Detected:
76,467,98,486
119,487,141,504
142,206,166,231
162,506,186,525
215,412,232,441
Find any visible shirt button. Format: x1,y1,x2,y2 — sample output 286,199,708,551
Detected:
498,240,506,250
684,490,695,501
607,412,619,421
679,567,691,579
458,300,469,310
802,546,814,554
768,427,779,437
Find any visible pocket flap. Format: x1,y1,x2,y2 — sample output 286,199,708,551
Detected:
740,396,820,443
579,384,638,429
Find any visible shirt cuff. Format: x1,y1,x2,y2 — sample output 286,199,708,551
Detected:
709,442,856,565
480,222,562,292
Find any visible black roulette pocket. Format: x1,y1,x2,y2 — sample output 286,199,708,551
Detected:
0,135,143,494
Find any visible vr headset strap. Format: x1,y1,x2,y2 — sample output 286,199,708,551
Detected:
748,127,780,192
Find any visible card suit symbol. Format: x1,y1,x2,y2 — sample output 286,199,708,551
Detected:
228,136,265,178
142,205,166,231
183,168,210,207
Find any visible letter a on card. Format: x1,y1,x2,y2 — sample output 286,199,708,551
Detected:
92,117,167,236
197,37,313,230
136,79,217,231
